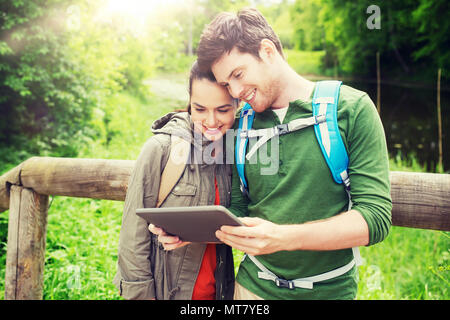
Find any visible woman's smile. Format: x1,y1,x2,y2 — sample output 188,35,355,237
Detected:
203,125,223,136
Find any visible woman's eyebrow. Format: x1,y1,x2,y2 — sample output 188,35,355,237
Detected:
192,102,205,108
192,102,232,109
217,104,233,109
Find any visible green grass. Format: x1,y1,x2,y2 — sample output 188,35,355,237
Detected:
42,197,123,299
357,228,449,299
0,76,448,300
0,89,178,300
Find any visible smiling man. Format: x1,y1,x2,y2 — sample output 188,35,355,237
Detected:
197,8,392,300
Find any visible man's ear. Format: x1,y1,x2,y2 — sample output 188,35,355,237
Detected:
258,39,277,63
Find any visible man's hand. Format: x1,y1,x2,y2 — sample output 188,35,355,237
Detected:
215,210,370,254
148,224,191,251
215,217,286,255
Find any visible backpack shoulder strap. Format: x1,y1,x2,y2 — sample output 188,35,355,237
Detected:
312,80,350,188
156,135,191,207
235,103,255,197
312,81,362,266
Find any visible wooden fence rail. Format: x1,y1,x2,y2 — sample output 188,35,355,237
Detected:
0,156,449,299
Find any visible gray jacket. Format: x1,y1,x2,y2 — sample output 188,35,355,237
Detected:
113,112,235,300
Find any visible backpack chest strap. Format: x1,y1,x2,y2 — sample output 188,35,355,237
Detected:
244,114,326,160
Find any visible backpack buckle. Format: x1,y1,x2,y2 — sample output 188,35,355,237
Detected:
314,114,327,124
274,124,289,136
275,278,295,289
240,130,248,138
240,183,250,199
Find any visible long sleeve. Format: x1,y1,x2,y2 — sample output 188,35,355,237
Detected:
347,94,392,245
113,136,168,299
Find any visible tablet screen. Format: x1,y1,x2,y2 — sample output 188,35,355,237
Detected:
136,205,243,243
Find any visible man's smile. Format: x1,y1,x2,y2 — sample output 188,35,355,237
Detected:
242,88,256,104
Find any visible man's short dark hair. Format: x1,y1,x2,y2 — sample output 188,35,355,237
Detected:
197,7,284,73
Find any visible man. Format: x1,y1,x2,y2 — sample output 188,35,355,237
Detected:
197,7,392,300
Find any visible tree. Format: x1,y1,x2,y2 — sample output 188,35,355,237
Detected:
0,0,156,166
289,0,448,80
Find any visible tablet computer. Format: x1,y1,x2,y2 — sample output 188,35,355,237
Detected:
136,205,244,243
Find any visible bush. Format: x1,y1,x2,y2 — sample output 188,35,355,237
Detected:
0,0,157,167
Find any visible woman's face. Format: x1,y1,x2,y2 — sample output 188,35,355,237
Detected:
190,78,236,141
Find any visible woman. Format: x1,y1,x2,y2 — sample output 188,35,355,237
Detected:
113,61,238,300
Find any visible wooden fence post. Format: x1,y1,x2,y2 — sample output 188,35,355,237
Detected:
5,186,49,300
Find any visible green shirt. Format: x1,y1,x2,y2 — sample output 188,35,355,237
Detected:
228,84,392,300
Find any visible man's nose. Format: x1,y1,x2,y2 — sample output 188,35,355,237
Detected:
228,81,243,99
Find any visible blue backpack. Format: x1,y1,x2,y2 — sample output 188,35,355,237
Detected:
235,80,350,197
235,80,363,290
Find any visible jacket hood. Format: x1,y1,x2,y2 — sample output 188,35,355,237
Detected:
151,112,192,140
151,112,214,149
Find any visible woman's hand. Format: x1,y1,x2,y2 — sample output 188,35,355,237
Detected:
148,224,191,250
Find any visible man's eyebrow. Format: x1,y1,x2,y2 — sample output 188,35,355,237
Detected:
218,67,240,86
226,68,237,81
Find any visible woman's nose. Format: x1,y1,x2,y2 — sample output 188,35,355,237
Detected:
205,111,217,127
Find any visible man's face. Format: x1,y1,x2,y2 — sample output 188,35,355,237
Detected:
211,47,280,113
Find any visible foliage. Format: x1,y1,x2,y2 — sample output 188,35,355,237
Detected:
0,0,95,163
0,87,177,300
148,0,251,73
0,0,157,169
0,0,448,301
257,0,295,49
284,49,325,75
290,0,325,51
290,0,449,80
410,0,450,74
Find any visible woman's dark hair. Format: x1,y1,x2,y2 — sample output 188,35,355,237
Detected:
187,60,216,114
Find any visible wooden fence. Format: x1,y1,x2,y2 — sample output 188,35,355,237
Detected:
0,156,449,299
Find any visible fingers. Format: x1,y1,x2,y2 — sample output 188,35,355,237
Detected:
148,224,190,251
216,218,281,255
219,224,262,238
239,217,265,226
163,241,191,251
215,230,265,256
219,217,267,237
148,223,166,236
216,229,252,251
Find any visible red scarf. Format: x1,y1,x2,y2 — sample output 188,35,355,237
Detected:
191,177,219,300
